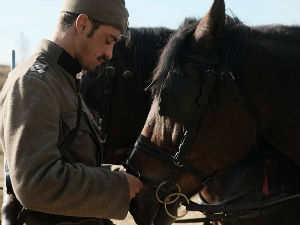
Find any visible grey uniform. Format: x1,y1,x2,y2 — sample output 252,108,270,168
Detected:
0,39,130,224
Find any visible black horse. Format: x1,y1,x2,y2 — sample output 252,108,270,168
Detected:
126,0,300,224
81,27,173,164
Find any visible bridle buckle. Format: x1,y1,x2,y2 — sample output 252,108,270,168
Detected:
173,152,184,168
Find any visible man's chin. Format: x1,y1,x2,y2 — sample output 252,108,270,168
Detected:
82,63,100,73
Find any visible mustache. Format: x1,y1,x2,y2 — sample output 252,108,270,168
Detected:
97,56,107,62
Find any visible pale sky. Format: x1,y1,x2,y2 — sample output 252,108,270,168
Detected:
0,0,299,65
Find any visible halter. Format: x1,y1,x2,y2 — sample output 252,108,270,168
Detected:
125,55,224,219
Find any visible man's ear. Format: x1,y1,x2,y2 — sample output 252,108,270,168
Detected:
75,14,91,35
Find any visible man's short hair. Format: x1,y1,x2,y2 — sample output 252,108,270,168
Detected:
58,12,102,38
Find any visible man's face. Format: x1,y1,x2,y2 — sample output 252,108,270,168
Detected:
77,24,121,72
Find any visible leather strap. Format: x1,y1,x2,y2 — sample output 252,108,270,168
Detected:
59,94,82,157
167,68,218,185
133,141,209,183
180,193,300,217
98,66,115,143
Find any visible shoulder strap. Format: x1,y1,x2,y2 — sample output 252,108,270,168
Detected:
59,94,82,158
79,103,104,166
59,94,104,166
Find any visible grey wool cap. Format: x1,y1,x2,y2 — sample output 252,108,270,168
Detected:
61,0,129,34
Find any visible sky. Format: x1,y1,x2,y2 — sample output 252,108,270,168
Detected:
0,0,299,66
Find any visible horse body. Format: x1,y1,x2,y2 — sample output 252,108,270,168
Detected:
128,0,300,224
243,29,299,164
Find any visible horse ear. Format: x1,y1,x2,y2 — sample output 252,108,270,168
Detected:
194,0,225,41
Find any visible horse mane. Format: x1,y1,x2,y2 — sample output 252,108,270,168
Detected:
249,24,300,41
149,18,199,97
149,16,248,98
148,13,300,99
121,27,173,79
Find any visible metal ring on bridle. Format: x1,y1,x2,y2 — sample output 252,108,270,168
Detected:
164,193,190,219
155,181,181,204
105,66,116,72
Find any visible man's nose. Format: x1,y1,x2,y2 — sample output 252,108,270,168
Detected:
104,46,113,60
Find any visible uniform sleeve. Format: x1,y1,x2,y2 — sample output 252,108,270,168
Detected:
2,74,130,219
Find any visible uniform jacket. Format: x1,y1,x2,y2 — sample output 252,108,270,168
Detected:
0,39,130,224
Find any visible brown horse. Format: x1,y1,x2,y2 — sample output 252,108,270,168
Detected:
127,0,300,224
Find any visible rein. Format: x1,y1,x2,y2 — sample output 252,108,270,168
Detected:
95,54,136,144
95,64,116,144
178,193,300,223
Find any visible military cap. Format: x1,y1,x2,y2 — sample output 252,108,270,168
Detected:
61,0,129,34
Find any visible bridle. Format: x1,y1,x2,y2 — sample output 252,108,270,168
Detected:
93,52,135,144
96,65,115,143
124,25,254,221
125,54,223,219
96,51,220,216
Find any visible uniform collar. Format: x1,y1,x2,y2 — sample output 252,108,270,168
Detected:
36,39,82,79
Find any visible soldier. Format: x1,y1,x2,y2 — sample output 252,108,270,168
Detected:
0,0,143,224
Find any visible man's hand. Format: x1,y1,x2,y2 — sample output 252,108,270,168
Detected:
122,172,143,200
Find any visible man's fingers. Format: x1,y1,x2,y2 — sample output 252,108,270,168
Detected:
122,172,143,200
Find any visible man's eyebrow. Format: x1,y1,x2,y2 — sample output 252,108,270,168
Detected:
109,34,118,42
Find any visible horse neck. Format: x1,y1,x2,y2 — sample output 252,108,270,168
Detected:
125,27,173,86
102,28,173,162
240,28,299,163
